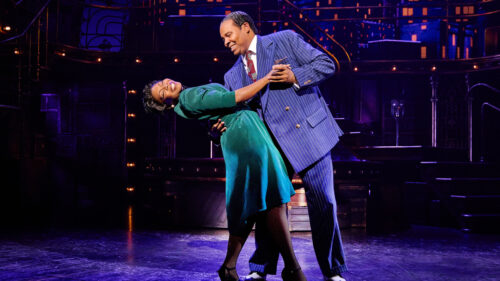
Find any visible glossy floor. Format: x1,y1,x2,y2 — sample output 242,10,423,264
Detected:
0,226,499,281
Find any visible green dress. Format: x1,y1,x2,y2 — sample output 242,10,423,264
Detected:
174,83,295,235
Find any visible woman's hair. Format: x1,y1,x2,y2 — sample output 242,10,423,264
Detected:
223,11,258,34
142,80,167,114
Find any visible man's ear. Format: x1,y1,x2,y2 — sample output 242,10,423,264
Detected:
242,22,251,33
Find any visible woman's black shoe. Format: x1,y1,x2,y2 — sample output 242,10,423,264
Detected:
217,265,239,281
281,266,306,281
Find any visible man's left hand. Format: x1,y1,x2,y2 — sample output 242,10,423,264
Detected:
270,64,297,84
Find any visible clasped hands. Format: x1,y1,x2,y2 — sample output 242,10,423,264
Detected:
211,65,296,139
267,64,297,84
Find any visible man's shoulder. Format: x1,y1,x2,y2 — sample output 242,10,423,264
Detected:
263,29,298,41
224,58,242,77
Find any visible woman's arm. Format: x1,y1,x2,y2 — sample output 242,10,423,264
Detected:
234,70,274,103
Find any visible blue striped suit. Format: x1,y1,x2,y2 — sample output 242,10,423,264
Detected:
223,30,347,277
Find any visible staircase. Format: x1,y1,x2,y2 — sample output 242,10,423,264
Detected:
405,161,500,233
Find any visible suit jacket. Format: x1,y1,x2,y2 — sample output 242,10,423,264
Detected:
224,30,343,172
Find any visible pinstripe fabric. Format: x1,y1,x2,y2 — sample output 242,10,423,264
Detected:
224,30,346,277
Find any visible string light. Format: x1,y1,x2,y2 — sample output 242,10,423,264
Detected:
126,186,135,192
126,162,136,167
127,138,136,143
128,89,137,95
127,113,136,118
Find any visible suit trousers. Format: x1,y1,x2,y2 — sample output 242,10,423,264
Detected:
249,151,347,277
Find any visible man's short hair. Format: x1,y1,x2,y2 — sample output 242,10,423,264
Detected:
222,11,258,34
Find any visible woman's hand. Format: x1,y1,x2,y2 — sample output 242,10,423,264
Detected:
270,64,296,84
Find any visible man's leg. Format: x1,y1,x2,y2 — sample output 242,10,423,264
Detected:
300,152,347,277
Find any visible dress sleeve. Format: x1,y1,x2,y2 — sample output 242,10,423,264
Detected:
174,83,236,120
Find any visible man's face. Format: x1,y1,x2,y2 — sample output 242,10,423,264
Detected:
220,19,253,56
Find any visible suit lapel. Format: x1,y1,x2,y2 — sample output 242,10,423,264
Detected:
257,35,275,113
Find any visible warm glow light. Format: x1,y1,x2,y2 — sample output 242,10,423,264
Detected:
174,57,180,63
392,66,397,71
473,64,479,70
127,113,136,118
127,138,136,143
96,57,102,62
431,66,437,71
127,162,136,167
213,57,219,62
126,186,135,192
14,48,20,55
128,89,137,94
353,66,359,72
135,57,142,63
4,26,11,31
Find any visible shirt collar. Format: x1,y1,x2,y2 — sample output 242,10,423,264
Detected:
241,35,257,61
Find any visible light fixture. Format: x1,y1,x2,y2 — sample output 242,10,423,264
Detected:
126,162,136,167
392,65,397,71
127,89,137,95
135,57,142,63
3,26,11,31
353,66,358,72
431,66,437,71
174,57,180,63
473,64,479,70
127,138,136,143
96,57,102,62
126,186,135,192
213,57,219,62
14,48,20,55
127,113,136,118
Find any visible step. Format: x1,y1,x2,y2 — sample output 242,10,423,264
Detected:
432,177,500,195
419,161,500,180
450,195,500,213
458,213,500,233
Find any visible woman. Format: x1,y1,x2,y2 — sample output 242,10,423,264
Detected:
142,69,307,281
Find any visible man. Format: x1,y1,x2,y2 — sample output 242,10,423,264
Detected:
218,11,347,281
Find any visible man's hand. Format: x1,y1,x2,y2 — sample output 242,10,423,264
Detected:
270,64,297,84
209,119,227,142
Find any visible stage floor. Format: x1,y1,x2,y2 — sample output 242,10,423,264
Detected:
0,226,499,281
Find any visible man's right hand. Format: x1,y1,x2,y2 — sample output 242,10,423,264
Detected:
210,119,227,142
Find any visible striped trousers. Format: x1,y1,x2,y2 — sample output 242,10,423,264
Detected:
249,151,347,277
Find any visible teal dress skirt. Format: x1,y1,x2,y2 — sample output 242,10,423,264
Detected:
174,83,295,235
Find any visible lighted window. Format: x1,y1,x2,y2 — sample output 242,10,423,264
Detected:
455,6,461,15
316,10,320,16
470,37,473,47
179,9,186,16
422,7,428,16
465,48,469,59
421,25,427,30
442,46,446,58
409,8,414,16
403,8,408,16
457,47,461,59
452,34,456,46
412,34,417,41
464,6,474,14
421,46,427,59
328,0,332,5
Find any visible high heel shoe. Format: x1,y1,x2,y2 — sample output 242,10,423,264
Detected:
281,266,306,281
217,265,239,281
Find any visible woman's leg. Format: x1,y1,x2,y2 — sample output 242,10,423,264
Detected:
265,204,307,281
220,221,254,280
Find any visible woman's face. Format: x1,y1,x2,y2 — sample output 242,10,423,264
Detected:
151,78,182,105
